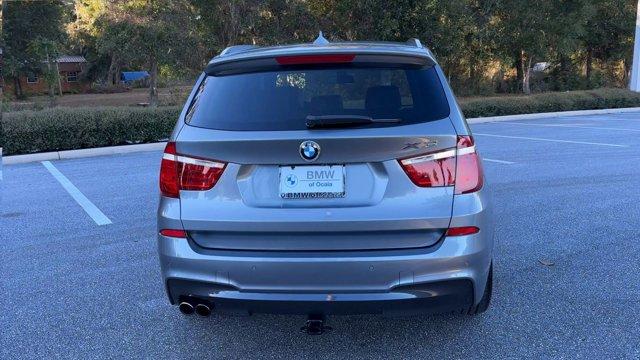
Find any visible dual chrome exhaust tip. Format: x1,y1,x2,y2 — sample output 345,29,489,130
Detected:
178,301,212,317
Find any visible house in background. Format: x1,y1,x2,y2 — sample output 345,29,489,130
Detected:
55,55,91,93
4,55,91,96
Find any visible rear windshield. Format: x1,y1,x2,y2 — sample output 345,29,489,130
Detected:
185,66,450,131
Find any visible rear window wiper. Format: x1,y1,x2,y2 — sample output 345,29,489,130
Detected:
306,115,401,129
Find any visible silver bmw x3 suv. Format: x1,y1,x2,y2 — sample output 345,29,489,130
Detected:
157,36,494,320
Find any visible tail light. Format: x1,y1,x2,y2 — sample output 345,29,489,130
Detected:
446,226,480,236
159,142,227,198
159,229,187,238
399,135,483,194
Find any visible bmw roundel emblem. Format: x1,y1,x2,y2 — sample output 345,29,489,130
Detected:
300,140,321,162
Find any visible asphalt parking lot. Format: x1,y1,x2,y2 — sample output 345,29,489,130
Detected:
2,112,639,359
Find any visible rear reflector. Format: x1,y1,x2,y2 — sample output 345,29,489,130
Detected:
275,54,356,65
446,226,480,236
160,229,187,238
398,135,484,194
159,142,227,198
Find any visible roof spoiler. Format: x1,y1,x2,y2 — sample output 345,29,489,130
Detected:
206,53,434,76
206,37,435,75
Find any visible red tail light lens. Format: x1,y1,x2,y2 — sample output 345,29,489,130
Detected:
176,155,226,191
398,150,456,187
160,142,180,198
159,229,187,238
446,226,480,236
159,142,227,198
275,54,356,65
454,136,484,194
398,135,483,194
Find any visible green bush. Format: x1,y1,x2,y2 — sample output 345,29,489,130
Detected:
459,88,640,118
2,106,181,155
3,88,640,156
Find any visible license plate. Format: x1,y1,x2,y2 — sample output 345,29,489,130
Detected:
279,165,345,199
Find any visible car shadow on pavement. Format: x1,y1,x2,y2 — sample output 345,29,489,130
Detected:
163,310,480,357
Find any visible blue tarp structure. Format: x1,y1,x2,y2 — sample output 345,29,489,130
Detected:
121,71,150,84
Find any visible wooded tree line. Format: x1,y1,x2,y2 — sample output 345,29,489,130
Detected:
3,0,638,102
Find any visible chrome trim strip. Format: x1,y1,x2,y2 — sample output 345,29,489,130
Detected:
400,145,476,165
456,145,476,156
400,149,456,164
163,153,225,168
175,155,225,168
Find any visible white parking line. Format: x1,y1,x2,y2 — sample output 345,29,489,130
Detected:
474,133,628,148
498,122,640,132
42,161,112,226
555,116,640,122
483,158,515,164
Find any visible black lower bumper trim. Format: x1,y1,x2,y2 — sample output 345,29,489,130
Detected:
167,278,474,316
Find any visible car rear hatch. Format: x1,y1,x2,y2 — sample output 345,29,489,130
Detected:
170,51,459,251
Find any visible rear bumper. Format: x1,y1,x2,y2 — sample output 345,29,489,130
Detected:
158,231,492,315
167,278,473,316
157,188,493,316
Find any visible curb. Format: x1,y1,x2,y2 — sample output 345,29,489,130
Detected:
4,142,167,165
466,106,640,124
4,106,640,165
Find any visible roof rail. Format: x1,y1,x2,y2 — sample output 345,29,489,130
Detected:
406,38,423,48
219,45,259,57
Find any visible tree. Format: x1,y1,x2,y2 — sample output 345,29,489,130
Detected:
493,0,555,94
96,0,201,105
190,0,261,53
67,0,112,83
253,0,319,45
47,0,640,98
578,0,635,87
27,38,62,105
3,0,67,98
